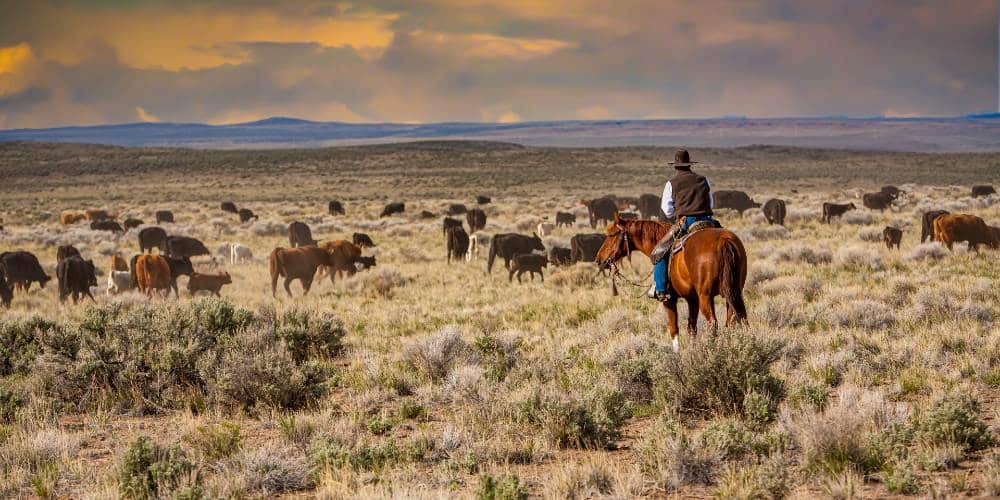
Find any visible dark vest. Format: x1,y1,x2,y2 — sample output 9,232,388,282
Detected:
670,169,713,217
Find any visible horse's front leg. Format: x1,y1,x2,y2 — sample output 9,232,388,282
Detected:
663,298,681,352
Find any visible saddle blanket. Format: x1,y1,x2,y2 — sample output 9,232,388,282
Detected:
671,219,723,254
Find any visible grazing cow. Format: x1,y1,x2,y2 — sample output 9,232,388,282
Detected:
328,200,345,215
466,233,491,262
57,256,97,303
0,264,12,307
586,197,618,229
134,254,172,297
862,192,895,211
934,214,998,251
91,220,124,233
548,246,572,266
537,222,555,237
637,193,665,220
821,202,856,223
762,199,787,226
60,210,86,225
570,233,605,263
155,210,174,224
487,233,545,273
509,254,548,283
0,251,51,292
883,227,903,250
380,202,405,217
123,218,144,230
921,210,950,242
971,185,997,198
352,232,376,248
111,253,129,272
138,226,168,253
318,240,371,283
238,208,258,223
881,186,903,198
221,201,238,213
555,212,576,227
288,221,317,247
187,272,232,296
443,217,463,236
166,236,210,258
419,210,436,219
57,245,81,262
85,209,114,222
231,243,253,264
268,246,328,296
466,208,487,233
477,195,492,205
356,255,377,271
713,191,761,213
447,203,468,215
446,226,470,263
615,196,640,211
107,271,133,295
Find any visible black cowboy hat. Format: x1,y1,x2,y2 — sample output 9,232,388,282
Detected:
669,148,698,168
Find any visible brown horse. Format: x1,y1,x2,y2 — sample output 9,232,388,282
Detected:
596,215,748,351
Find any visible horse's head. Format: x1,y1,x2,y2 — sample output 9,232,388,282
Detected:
595,213,631,270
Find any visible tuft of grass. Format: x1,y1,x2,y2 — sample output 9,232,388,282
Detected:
402,326,469,382
183,421,242,461
477,473,529,500
913,391,993,452
118,437,196,500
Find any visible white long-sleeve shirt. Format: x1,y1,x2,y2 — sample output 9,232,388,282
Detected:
661,177,713,219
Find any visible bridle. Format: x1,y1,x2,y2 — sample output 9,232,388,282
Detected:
599,223,653,295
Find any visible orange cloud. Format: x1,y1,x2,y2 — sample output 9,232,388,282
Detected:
0,43,36,96
136,107,160,122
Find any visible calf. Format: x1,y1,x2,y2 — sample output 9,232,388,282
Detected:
419,210,436,219
187,272,232,296
288,221,317,247
238,208,258,223
85,209,114,222
353,232,376,248
488,233,546,273
318,240,369,283
231,243,253,264
135,254,172,297
447,226,470,263
466,208,487,233
57,256,97,303
509,254,548,283
221,201,238,213
821,202,856,223
971,185,996,198
91,220,124,233
443,217,463,236
762,199,787,226
60,210,86,225
123,218,144,230
0,251,51,292
476,195,492,205
555,211,576,227
537,222,555,237
380,202,405,218
155,210,175,224
107,270,133,295
883,227,903,250
328,200,345,215
548,246,572,266
466,233,491,262
447,203,468,215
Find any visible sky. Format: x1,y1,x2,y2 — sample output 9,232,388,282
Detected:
0,0,996,128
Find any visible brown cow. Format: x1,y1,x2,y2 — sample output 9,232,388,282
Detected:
555,211,576,227
187,272,232,296
111,253,129,272
134,254,172,297
269,246,330,296
883,227,903,250
821,202,856,223
60,210,86,225
762,199,787,226
85,209,114,222
971,185,996,198
508,254,548,283
862,192,894,211
123,218,144,230
921,210,949,243
318,240,367,283
933,214,998,251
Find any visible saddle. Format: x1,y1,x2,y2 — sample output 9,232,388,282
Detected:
671,219,723,255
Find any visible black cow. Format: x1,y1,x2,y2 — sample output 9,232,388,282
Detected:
880,186,903,198
477,195,492,205
762,199,787,226
352,232,376,248
56,256,97,303
509,254,547,283
713,191,761,213
637,193,665,220
548,246,572,266
487,233,545,273
921,210,950,242
381,202,405,218
0,263,12,307
466,208,487,233
443,217,463,236
821,203,856,223
164,256,194,297
356,255,377,271
570,233,605,263
238,208,258,223
555,211,576,227
862,192,894,211
123,218,144,230
166,236,210,258
883,227,903,250
447,203,468,215
155,210,175,224
446,226,470,263
138,226,168,253
419,210,436,219
288,221,317,247
972,185,997,198
328,200,345,215
0,251,51,292
91,220,124,233
57,245,81,262
586,197,618,229
221,202,238,213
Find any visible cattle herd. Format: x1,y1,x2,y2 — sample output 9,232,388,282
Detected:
0,183,996,309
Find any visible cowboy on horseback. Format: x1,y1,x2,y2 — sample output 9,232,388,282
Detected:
648,149,716,301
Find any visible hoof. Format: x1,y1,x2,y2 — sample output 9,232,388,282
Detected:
672,337,680,353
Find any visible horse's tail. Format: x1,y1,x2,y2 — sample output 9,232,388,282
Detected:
487,237,498,273
720,237,748,322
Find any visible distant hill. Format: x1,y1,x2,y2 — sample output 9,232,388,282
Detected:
3,116,1000,152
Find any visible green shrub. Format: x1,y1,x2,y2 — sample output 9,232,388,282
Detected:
0,385,24,424
477,473,529,500
118,437,196,500
914,392,993,452
273,308,347,363
183,421,241,461
714,457,790,500
516,386,631,449
309,438,404,473
0,316,57,376
883,461,920,494
30,462,59,499
473,333,520,383
788,382,829,412
398,399,426,420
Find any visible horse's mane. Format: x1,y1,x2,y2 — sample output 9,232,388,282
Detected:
624,219,671,245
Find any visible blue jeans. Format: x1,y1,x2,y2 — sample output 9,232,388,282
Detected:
654,215,714,292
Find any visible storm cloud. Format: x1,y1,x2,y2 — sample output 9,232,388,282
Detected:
0,0,995,128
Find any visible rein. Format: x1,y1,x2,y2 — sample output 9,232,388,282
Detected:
601,226,654,297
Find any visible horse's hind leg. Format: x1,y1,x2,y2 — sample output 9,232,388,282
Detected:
686,297,699,337
663,299,681,352
698,293,718,332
